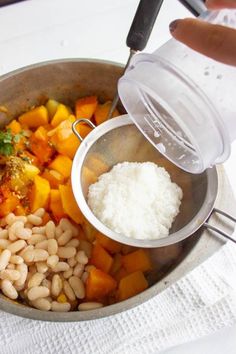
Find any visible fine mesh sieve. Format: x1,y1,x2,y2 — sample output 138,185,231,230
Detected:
71,115,236,248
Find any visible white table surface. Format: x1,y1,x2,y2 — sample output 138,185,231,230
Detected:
0,0,236,353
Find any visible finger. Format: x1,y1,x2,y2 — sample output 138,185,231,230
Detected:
169,18,236,66
206,0,236,9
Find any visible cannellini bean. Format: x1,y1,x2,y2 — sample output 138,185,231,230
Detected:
8,221,24,241
14,216,27,224
52,262,70,272
1,279,18,299
0,269,20,281
68,257,77,268
27,215,42,226
16,227,32,240
76,250,88,265
57,247,76,259
15,263,28,287
55,226,63,239
66,238,80,248
32,226,46,235
28,272,45,288
45,221,55,239
0,249,11,271
5,213,16,226
68,276,85,299
81,271,89,284
57,230,73,246
73,263,84,278
18,245,34,257
35,240,48,250
78,302,103,311
10,255,24,265
51,274,63,297
6,263,15,270
33,249,49,262
63,268,73,279
47,255,59,268
47,239,58,255
51,301,71,312
7,240,26,254
63,280,76,301
31,298,51,311
36,262,48,274
0,230,8,239
79,240,92,258
28,234,46,245
59,218,78,237
0,239,11,249
22,249,34,263
42,279,52,290
34,208,45,218
27,286,50,301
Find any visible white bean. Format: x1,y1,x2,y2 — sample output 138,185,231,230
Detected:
16,227,32,240
7,240,26,254
76,250,88,265
68,276,85,299
35,240,48,250
73,263,84,278
66,238,80,248
57,230,73,246
42,279,51,290
51,274,63,297
18,245,34,258
6,263,15,270
81,271,89,284
22,249,34,263
8,221,24,241
1,279,18,299
55,226,63,239
47,255,59,268
28,234,46,245
27,215,42,226
31,298,51,311
57,247,76,259
34,208,45,218
28,272,45,288
0,249,11,271
32,226,46,235
51,301,71,312
33,249,49,262
5,213,16,226
0,269,20,281
78,302,103,311
52,262,70,272
68,257,77,268
0,239,11,249
59,218,78,237
14,216,27,224
15,263,28,287
36,262,48,274
63,268,73,279
27,286,50,301
47,239,58,255
45,221,55,239
63,280,76,301
0,230,8,239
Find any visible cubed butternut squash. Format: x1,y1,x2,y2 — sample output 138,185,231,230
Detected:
82,221,97,242
41,169,64,188
49,155,72,179
51,103,71,127
117,271,148,301
0,185,19,217
49,189,66,220
59,184,84,224
6,119,22,134
29,132,54,164
122,249,152,274
34,126,48,141
86,268,117,300
94,101,119,125
95,232,122,254
46,99,59,119
90,243,113,273
75,95,98,119
29,175,50,212
18,106,48,128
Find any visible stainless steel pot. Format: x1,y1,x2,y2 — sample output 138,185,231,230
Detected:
0,59,235,321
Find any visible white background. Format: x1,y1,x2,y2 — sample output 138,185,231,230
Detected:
0,0,236,353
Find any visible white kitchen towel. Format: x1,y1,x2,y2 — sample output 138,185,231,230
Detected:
0,241,236,354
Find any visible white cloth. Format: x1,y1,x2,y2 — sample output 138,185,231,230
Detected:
0,240,236,354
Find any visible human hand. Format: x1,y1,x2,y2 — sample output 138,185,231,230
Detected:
169,0,236,66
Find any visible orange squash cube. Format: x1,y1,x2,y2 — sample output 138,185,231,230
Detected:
59,184,84,224
94,101,119,125
122,249,152,274
34,126,48,141
18,106,48,128
49,155,72,179
49,189,66,221
75,96,98,119
29,175,50,212
90,243,113,273
51,104,71,127
41,169,64,189
95,232,122,254
117,271,148,301
6,119,22,134
86,268,117,300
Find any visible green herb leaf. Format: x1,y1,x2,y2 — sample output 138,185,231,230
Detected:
0,129,14,156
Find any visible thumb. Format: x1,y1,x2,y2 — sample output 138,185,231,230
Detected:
169,18,236,66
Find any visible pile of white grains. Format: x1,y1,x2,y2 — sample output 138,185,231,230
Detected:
88,162,183,239
0,209,103,312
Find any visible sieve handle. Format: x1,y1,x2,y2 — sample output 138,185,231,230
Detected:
72,119,96,142
204,207,236,244
126,0,164,51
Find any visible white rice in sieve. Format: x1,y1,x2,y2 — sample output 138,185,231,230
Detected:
87,162,183,240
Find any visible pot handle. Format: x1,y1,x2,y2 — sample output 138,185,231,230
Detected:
204,208,236,244
72,119,96,143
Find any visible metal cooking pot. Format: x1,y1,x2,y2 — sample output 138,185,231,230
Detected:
0,59,235,322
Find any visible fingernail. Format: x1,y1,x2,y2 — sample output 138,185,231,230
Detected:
169,20,180,33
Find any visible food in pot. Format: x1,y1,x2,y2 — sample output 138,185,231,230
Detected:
0,96,152,311
88,161,183,239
